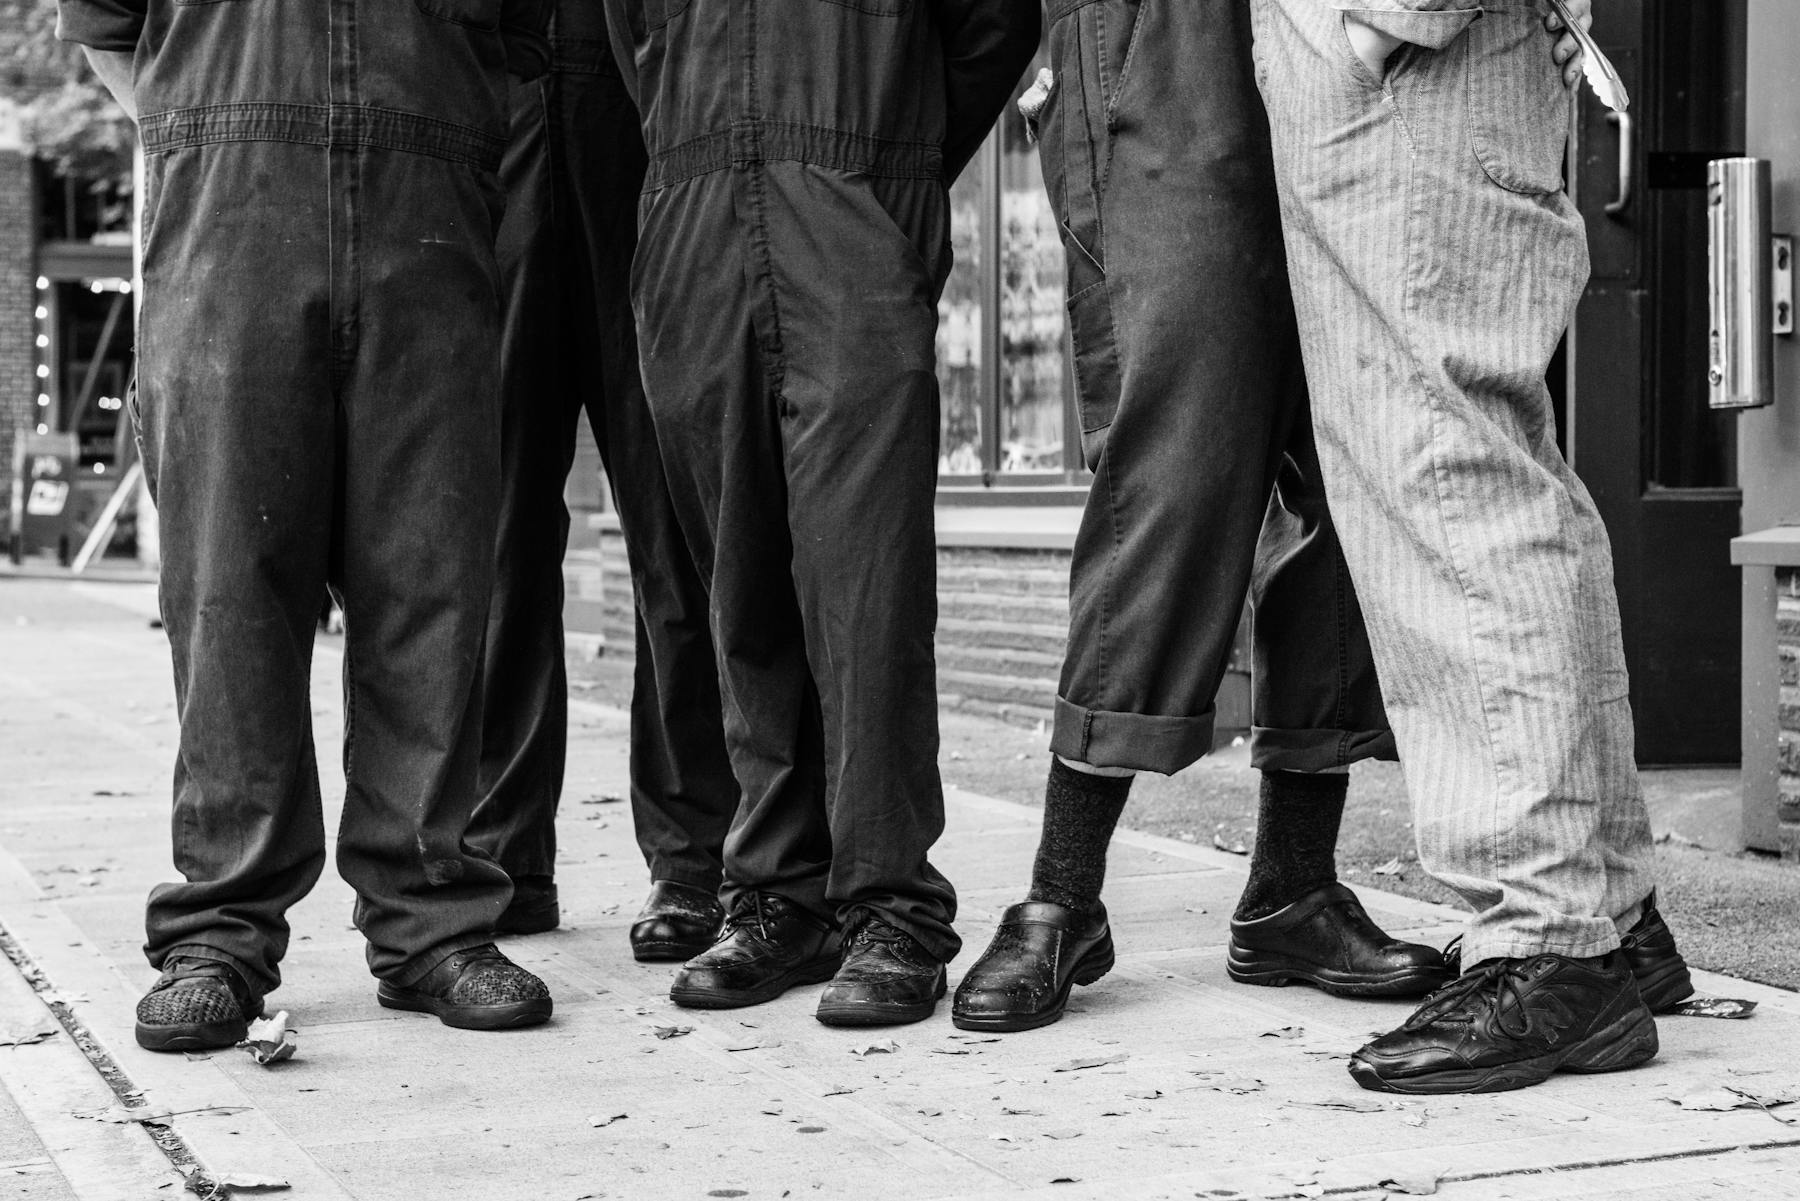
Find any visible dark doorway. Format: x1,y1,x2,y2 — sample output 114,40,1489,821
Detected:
1567,1,1748,764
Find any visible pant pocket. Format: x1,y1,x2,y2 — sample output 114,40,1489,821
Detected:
1066,279,1122,467
415,0,501,31
1465,7,1573,194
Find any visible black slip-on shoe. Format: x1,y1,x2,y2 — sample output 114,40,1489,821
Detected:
631,880,725,963
1442,891,1695,1014
135,957,265,1052
495,876,559,936
1348,951,1658,1095
816,917,946,1027
377,944,552,1031
951,900,1113,1033
1228,882,1451,998
668,893,840,1009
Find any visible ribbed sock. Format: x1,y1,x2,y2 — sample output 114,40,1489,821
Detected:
1024,757,1134,912
1233,769,1349,922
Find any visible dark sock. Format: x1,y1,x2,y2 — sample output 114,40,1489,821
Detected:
1025,757,1134,912
1233,770,1349,922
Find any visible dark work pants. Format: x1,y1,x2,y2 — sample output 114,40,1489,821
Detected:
1042,0,1393,775
632,163,960,962
465,11,736,893
136,140,513,992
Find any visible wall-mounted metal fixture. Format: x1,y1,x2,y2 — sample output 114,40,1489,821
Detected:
1708,158,1775,410
1773,234,1794,337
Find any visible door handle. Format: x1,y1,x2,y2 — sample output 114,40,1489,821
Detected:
1604,111,1633,218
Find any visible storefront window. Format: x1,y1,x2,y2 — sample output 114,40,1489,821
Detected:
998,58,1065,475
937,42,1080,489
938,170,985,477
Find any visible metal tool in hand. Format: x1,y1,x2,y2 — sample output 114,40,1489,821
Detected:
1550,0,1628,112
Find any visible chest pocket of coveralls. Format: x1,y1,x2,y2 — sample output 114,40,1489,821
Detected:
1464,6,1574,194
416,0,503,30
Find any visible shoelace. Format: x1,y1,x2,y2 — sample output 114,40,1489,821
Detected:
846,917,906,951
1404,958,1536,1038
724,893,786,941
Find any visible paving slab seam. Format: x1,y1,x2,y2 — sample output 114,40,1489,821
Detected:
0,851,355,1199
0,919,198,1198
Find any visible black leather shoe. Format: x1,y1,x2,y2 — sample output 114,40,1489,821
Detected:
135,957,265,1052
1443,892,1694,1014
1228,882,1451,998
816,917,946,1027
377,944,552,1030
631,880,725,963
496,875,559,936
1349,951,1658,1094
951,900,1114,1032
669,893,840,1009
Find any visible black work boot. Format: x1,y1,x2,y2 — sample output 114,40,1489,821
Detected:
630,880,725,963
377,944,552,1030
496,875,559,936
816,916,945,1027
951,900,1114,1032
135,956,265,1052
1442,891,1695,1014
1349,951,1658,1094
668,893,840,1009
1228,882,1450,997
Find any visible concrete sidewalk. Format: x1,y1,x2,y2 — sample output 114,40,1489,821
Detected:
2,577,1799,1201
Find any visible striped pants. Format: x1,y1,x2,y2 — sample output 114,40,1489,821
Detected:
1249,0,1655,967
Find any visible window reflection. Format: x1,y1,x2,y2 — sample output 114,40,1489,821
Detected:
938,171,984,477
999,50,1064,474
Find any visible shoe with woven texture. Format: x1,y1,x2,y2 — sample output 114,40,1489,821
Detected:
135,957,264,1052
1349,951,1658,1094
1442,892,1694,1014
815,916,945,1027
377,944,552,1030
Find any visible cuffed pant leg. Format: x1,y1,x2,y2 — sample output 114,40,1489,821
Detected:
1044,0,1306,776
1253,0,1645,963
1248,404,1396,772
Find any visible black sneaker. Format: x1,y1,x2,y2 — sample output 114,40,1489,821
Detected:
135,957,264,1052
669,893,840,1009
376,944,552,1030
1442,892,1694,1014
1349,951,1658,1094
816,916,945,1027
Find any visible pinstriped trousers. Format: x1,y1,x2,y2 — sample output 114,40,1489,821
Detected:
1249,0,1655,968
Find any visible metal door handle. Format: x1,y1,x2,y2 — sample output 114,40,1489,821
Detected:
1605,111,1633,217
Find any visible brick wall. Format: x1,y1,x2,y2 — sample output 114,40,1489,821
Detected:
1777,568,1800,859
0,148,37,502
577,527,1253,735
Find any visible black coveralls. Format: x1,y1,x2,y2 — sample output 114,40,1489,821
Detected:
601,0,1039,961
58,0,551,993
467,0,736,894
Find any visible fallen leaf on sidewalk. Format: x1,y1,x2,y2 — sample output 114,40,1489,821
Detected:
1211,833,1249,855
930,1047,973,1055
821,1084,857,1097
238,1012,297,1066
1042,1129,1083,1140
850,1040,900,1057
1260,1026,1304,1039
589,1113,628,1128
77,1104,248,1125
726,1038,781,1052
212,1172,290,1192
1373,857,1404,876
652,1025,694,1040
1654,829,1707,849
1053,1054,1127,1072
1671,997,1758,1020
1286,1097,1386,1113
1671,1084,1799,1124
0,1023,58,1049
1124,1089,1162,1101
1379,1170,1441,1195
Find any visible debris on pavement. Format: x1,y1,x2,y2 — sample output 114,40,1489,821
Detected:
1671,997,1758,1019
1669,1082,1799,1124
210,1172,290,1193
1053,1053,1127,1072
1211,833,1249,855
652,1025,694,1040
1378,1170,1442,1195
1373,857,1405,876
850,1039,900,1057
0,1022,58,1048
589,1113,629,1128
238,1012,297,1065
